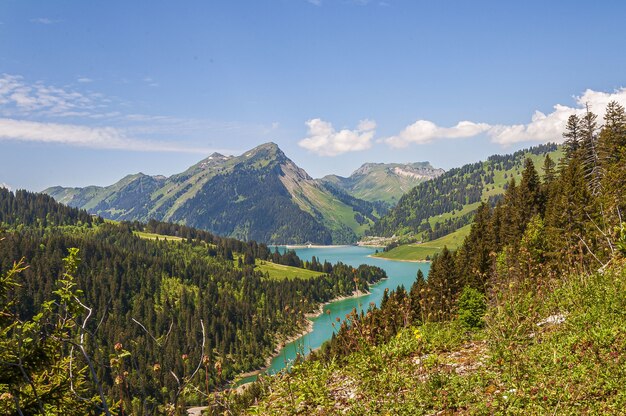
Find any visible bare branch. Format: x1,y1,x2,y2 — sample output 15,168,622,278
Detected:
576,235,607,269
188,320,206,381
132,317,161,345
170,370,181,386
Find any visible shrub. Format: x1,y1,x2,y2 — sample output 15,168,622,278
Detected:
457,286,487,329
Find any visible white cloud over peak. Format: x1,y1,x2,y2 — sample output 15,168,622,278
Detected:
384,87,626,148
299,118,376,156
385,120,490,148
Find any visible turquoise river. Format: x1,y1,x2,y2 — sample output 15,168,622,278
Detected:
237,245,430,385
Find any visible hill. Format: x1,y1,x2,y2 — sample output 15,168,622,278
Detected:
226,103,626,415
369,143,561,241
320,161,444,205
0,187,387,414
45,143,382,244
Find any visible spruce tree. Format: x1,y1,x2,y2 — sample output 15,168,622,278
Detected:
562,114,582,162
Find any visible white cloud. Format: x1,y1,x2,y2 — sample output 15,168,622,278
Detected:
385,87,626,148
77,77,93,83
0,183,11,191
0,118,216,154
30,17,61,25
143,76,159,87
385,120,490,148
0,74,96,117
488,88,626,145
299,118,376,156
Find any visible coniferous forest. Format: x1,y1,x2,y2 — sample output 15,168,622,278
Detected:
231,103,626,414
0,188,386,415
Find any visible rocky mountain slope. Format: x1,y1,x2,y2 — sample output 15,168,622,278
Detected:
320,161,444,205
45,143,381,244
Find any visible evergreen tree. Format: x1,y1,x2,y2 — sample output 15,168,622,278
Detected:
542,154,556,184
409,269,426,323
580,107,601,194
562,114,582,162
598,101,626,219
519,157,544,222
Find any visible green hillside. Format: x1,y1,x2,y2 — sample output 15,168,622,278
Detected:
320,161,444,204
0,187,388,415
370,143,562,241
372,224,471,261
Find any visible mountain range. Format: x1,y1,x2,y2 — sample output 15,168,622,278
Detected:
320,162,444,204
44,143,440,244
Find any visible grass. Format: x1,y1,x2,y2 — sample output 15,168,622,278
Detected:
133,231,184,242
255,260,325,280
234,261,626,415
373,224,471,261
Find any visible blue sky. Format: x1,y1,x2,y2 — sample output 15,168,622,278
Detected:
1,0,626,191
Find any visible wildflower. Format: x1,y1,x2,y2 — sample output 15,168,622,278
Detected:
153,363,161,372
114,342,123,352
0,392,13,401
413,328,422,341
114,375,124,385
181,353,189,361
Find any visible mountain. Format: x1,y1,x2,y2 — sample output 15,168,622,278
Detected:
44,143,381,244
319,161,444,205
369,143,562,241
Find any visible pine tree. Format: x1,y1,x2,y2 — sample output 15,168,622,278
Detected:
409,269,426,323
580,107,601,194
562,114,582,162
598,101,626,219
519,157,544,222
542,154,556,184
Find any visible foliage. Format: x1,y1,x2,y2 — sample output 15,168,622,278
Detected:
0,251,99,415
0,188,387,413
457,286,487,329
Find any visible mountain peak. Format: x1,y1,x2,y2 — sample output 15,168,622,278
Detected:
247,142,282,155
242,142,287,164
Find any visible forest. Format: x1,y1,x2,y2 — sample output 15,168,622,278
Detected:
370,143,558,238
325,102,625,355
0,188,386,415
230,102,626,414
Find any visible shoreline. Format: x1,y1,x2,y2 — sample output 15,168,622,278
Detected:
367,254,431,263
283,244,352,249
230,288,372,390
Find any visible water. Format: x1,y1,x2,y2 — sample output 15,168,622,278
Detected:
236,245,430,385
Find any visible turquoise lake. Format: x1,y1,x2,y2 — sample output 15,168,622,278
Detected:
237,245,430,384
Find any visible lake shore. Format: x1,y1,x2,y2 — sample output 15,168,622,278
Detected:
283,244,352,249
368,254,431,263
231,288,371,389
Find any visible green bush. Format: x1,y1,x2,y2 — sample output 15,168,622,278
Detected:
457,286,487,329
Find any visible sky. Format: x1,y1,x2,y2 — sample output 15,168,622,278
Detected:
1,0,626,192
